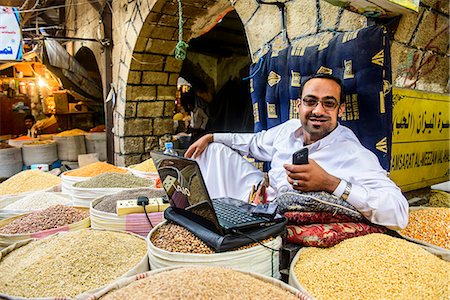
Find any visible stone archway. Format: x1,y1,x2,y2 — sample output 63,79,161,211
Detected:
113,0,238,165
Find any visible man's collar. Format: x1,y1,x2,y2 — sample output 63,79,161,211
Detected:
294,122,343,150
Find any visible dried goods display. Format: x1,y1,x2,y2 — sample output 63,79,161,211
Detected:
66,162,127,177
0,170,60,196
101,267,298,300
0,229,147,298
293,233,449,300
74,173,153,189
129,158,157,172
3,192,71,210
400,207,450,249
0,205,88,234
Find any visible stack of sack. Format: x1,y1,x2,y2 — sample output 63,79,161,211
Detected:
275,191,386,247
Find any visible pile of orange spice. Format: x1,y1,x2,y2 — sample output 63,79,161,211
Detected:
66,162,127,177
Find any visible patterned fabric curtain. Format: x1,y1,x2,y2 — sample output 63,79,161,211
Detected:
249,25,392,170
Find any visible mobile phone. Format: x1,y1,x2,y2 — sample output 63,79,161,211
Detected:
252,202,278,218
292,148,309,165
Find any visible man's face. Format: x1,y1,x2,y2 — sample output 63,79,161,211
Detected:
296,78,344,144
24,119,34,129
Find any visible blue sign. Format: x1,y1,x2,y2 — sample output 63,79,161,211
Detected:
0,6,22,61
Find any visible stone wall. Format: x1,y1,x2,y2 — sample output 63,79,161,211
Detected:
65,0,449,166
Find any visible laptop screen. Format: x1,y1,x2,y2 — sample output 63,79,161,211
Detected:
151,152,223,233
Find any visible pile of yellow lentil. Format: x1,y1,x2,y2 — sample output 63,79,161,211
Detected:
293,233,449,300
101,267,298,300
66,162,127,177
129,158,157,172
0,170,61,196
0,229,147,298
55,129,87,136
400,207,450,249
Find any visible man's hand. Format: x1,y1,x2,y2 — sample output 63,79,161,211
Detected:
284,159,340,193
185,133,213,159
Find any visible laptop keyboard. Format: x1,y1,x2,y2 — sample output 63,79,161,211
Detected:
212,200,262,225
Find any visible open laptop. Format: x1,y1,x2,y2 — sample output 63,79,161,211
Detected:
151,152,283,235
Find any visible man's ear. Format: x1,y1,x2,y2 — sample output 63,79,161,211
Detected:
338,102,345,118
295,98,301,114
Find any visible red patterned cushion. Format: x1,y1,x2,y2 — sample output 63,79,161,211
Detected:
286,223,387,248
284,211,356,224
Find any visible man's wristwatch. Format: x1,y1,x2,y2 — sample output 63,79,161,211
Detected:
340,180,352,201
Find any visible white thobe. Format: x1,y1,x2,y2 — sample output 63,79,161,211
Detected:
195,119,409,229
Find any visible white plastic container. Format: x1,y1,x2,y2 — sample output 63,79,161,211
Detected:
146,222,283,278
85,132,107,161
0,147,22,178
22,142,58,166
53,135,86,162
90,195,165,237
60,171,91,195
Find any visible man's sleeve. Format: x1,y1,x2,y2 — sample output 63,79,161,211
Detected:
333,151,409,230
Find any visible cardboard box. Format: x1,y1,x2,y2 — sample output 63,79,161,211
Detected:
52,91,69,113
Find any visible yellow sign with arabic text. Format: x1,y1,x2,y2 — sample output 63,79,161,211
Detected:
390,88,449,191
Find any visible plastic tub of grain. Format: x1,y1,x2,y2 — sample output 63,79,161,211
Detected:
128,158,159,180
147,221,283,278
0,228,149,299
89,266,311,300
289,233,450,300
0,170,61,199
397,207,450,257
0,205,90,249
0,145,22,179
60,162,128,195
90,188,166,236
71,173,155,207
0,191,72,220
21,140,58,166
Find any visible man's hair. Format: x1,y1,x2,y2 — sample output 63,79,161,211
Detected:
24,114,35,122
299,73,345,104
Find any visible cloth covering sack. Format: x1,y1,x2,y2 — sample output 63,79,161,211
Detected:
286,222,387,247
284,211,356,224
275,191,366,221
164,208,287,253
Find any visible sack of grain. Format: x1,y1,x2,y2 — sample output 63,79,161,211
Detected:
0,205,90,249
86,266,310,300
53,135,86,161
8,137,38,147
22,141,58,166
289,233,450,300
0,192,72,220
147,222,283,278
0,170,61,198
396,206,450,258
0,229,149,299
127,158,159,180
60,170,90,195
0,146,22,179
90,188,167,237
71,173,155,207
85,132,107,161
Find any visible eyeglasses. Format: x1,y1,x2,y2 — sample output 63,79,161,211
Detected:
301,97,339,111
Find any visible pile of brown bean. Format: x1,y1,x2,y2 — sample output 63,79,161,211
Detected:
400,207,450,249
0,229,147,298
294,233,450,300
101,267,298,300
94,188,166,213
151,223,273,253
0,205,89,234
